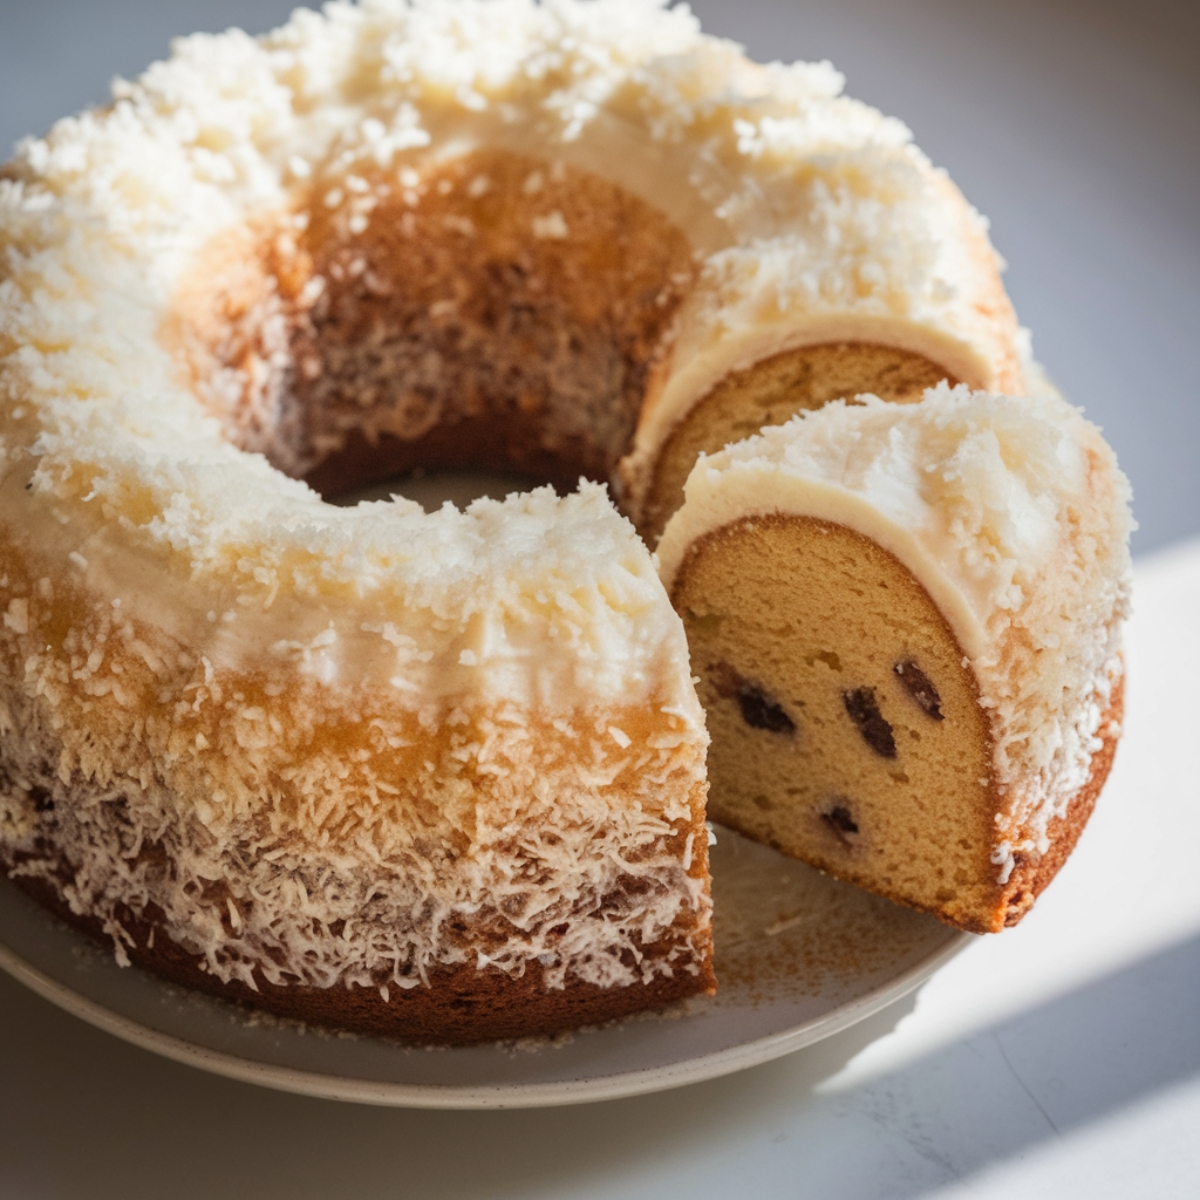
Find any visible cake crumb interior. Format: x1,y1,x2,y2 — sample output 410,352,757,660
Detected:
672,512,1004,933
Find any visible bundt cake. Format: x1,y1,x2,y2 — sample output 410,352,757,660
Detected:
0,0,1042,1041
658,385,1133,933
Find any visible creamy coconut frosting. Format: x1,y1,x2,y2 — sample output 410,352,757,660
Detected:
0,0,1021,497
657,385,1134,881
0,470,711,993
0,0,1025,796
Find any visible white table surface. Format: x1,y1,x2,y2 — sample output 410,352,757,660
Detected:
2,1,1199,1196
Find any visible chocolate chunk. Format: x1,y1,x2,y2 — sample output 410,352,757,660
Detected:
707,662,796,735
824,805,858,834
737,685,795,734
842,687,896,757
821,802,859,848
894,659,944,720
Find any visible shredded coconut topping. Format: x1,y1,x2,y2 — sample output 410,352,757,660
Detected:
0,0,746,1000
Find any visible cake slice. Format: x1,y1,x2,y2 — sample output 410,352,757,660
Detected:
657,384,1132,932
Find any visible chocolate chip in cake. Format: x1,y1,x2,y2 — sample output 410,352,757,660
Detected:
842,686,896,757
707,661,796,735
821,801,860,848
894,659,944,720
737,684,796,734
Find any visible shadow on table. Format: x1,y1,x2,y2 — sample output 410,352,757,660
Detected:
1,929,1198,1199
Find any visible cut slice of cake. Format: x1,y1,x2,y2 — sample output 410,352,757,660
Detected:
657,384,1133,933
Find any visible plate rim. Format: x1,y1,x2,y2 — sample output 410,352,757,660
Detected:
0,911,972,1109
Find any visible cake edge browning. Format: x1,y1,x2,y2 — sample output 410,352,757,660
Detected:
999,671,1123,930
9,866,716,1045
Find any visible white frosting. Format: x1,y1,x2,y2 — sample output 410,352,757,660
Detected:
0,0,1022,720
657,385,1134,880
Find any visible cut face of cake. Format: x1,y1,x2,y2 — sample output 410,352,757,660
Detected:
658,385,1133,933
629,342,960,544
672,514,999,931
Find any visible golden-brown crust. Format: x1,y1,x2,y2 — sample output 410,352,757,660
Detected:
998,673,1124,928
11,870,715,1045
0,724,716,1045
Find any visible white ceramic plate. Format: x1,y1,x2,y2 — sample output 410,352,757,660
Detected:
0,826,968,1109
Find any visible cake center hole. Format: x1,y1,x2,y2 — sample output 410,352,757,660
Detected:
329,467,547,512
164,148,695,506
